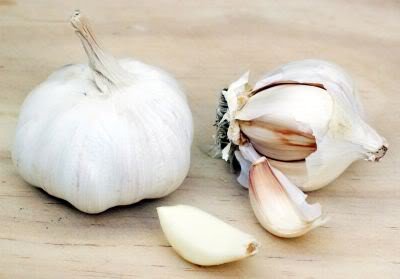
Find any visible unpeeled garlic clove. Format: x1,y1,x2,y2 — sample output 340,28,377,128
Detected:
236,83,332,162
157,205,259,266
240,144,326,238
239,119,317,161
249,158,326,237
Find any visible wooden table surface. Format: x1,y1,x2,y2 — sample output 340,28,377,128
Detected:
1,1,399,278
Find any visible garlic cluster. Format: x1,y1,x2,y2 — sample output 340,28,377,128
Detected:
219,60,387,191
157,205,259,266
215,59,387,237
12,12,193,213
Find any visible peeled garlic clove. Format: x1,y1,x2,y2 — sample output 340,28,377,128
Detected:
238,143,326,237
157,205,259,266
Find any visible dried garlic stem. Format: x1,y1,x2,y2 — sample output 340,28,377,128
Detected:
70,10,133,93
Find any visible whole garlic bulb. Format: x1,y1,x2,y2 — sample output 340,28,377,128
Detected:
12,12,193,213
218,59,387,191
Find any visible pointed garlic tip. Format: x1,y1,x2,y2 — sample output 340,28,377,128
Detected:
249,157,327,238
157,205,259,266
369,144,388,162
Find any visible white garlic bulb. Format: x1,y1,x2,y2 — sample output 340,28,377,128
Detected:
219,60,387,192
12,12,193,213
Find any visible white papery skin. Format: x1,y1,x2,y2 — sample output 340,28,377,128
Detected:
157,205,259,266
224,59,387,191
12,12,193,213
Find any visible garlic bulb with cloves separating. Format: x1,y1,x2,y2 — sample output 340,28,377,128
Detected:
12,11,193,213
217,60,387,192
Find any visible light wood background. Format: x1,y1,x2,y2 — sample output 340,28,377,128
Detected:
0,0,399,278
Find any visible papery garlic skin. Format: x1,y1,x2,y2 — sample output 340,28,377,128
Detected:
222,59,387,191
12,12,193,213
157,205,259,266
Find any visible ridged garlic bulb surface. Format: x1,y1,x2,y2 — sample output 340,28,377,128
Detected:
12,12,193,213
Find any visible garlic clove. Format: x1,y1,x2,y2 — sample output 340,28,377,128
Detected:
236,84,332,162
249,157,326,238
238,143,326,237
157,205,259,266
236,84,333,136
239,120,316,161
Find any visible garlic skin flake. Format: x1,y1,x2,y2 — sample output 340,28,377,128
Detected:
240,144,326,238
12,12,193,213
221,60,387,191
157,205,259,266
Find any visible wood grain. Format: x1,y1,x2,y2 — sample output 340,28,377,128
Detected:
0,0,399,278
